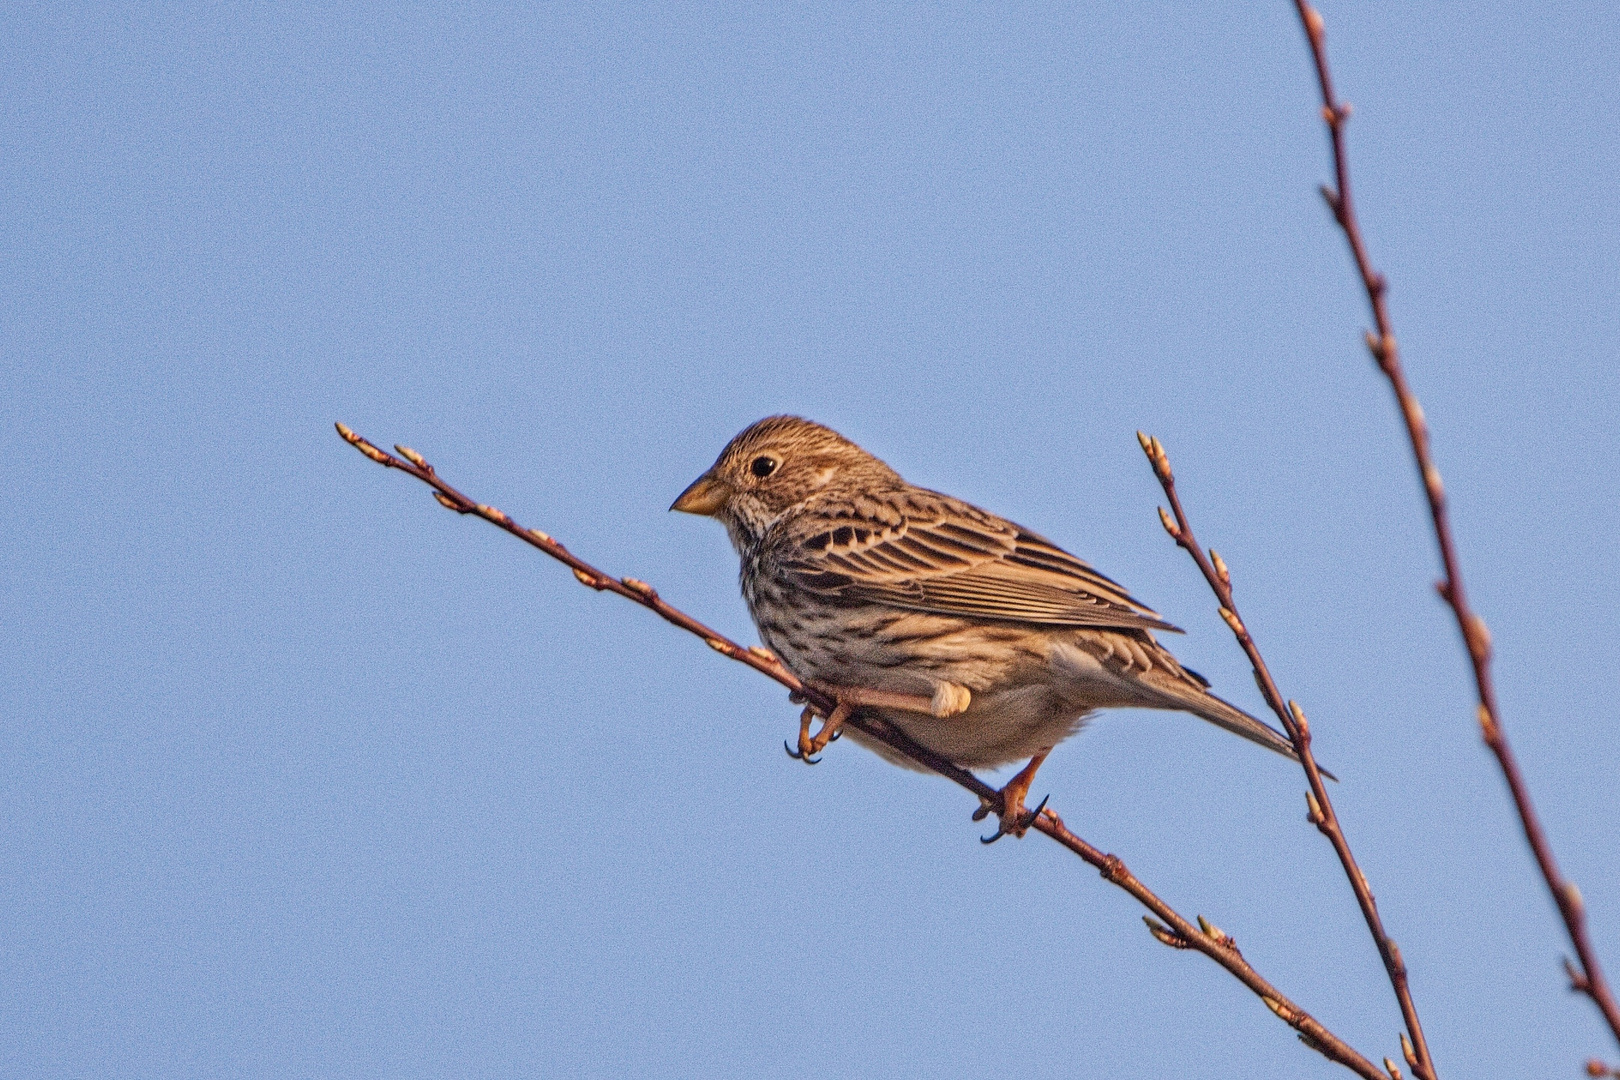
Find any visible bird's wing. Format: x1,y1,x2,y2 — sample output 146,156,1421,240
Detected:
771,488,1181,633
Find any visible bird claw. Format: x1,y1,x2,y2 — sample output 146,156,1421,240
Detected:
1026,793,1050,827
785,701,851,766
783,739,820,765
979,793,1050,844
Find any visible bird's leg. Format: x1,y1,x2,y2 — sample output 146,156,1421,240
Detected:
784,682,965,765
976,749,1052,843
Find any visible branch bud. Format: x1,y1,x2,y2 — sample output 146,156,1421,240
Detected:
1142,916,1188,948
621,577,657,598
394,445,427,469
336,422,392,465
1402,397,1426,439
1136,431,1172,480
1210,549,1230,589
1565,880,1584,916
1384,1058,1403,1080
1422,463,1444,502
706,638,730,654
1261,996,1294,1022
1150,435,1170,479
1218,607,1244,636
528,527,551,544
1477,704,1499,744
1586,1060,1611,1078
1305,789,1324,825
431,491,462,512
572,568,598,587
1464,614,1491,662
1157,506,1180,540
1303,4,1324,38
1400,1032,1417,1068
1365,330,1398,370
476,504,508,524
748,645,777,662
365,443,389,463
1288,700,1310,739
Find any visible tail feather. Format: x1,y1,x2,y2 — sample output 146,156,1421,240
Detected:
1130,633,1339,781
1179,687,1339,782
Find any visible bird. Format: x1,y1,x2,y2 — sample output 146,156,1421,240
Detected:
671,415,1305,841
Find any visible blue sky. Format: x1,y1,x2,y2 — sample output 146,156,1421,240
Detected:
3,3,1617,1077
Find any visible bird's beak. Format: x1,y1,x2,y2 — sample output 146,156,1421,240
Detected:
670,471,730,516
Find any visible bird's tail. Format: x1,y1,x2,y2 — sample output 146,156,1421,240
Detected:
1177,686,1338,782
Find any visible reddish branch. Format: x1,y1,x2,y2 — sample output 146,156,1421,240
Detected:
1140,432,1433,1080
337,421,1388,1080
1291,0,1620,1051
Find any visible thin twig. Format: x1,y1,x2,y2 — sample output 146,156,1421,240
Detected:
1290,0,1620,1051
337,421,1388,1080
1139,431,1434,1080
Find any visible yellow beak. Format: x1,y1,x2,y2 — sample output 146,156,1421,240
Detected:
670,472,730,516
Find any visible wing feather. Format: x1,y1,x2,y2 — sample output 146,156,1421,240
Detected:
771,488,1181,633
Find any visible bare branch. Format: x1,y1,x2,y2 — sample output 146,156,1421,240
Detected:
1139,430,1437,1080
336,421,1388,1079
1289,0,1620,1052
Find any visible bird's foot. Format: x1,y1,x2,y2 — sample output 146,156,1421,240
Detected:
975,792,1049,843
973,749,1052,843
781,682,969,765
783,700,851,765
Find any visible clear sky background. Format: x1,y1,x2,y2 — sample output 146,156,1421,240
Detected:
4,3,1617,1078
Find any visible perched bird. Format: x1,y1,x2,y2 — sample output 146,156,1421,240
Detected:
672,416,1303,840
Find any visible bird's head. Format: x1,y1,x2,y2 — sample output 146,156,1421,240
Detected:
671,415,901,548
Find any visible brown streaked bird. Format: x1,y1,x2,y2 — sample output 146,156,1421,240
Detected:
672,416,1306,840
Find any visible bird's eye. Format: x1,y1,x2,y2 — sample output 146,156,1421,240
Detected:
750,455,778,478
